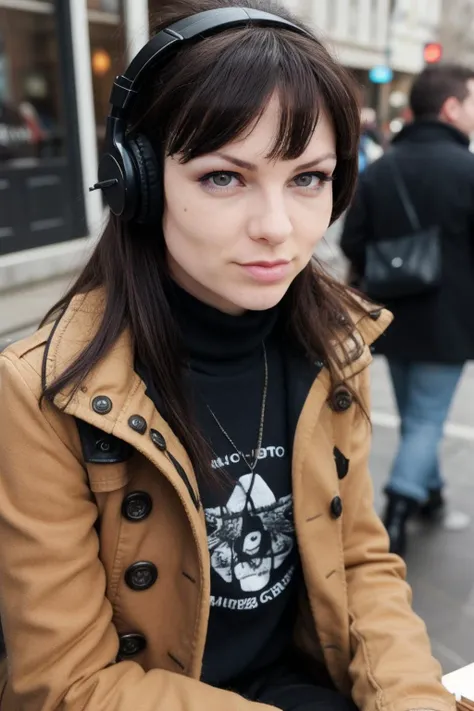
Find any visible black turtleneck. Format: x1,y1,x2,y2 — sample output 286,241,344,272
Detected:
167,282,300,688
167,281,279,373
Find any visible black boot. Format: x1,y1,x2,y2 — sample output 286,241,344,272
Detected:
383,492,419,557
419,488,445,522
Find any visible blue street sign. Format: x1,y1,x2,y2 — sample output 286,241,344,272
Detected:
369,65,393,84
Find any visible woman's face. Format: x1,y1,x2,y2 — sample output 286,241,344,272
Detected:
163,96,337,314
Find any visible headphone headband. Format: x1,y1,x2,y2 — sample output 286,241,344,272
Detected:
110,8,308,116
93,6,310,223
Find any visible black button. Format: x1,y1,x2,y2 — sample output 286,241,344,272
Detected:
122,492,153,522
125,561,158,590
330,496,343,519
118,633,147,658
128,415,147,435
369,309,382,321
330,388,353,413
97,439,111,453
92,396,112,415
150,429,166,451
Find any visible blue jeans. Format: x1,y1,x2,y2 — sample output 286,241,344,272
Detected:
386,360,464,503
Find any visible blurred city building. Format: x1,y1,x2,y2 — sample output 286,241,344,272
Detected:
439,0,474,64
283,0,443,126
0,0,147,297
0,0,442,322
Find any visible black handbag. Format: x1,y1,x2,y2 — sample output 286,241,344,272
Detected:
363,154,442,300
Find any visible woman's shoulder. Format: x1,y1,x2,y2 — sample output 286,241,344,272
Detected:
0,289,107,401
1,322,56,399
345,294,393,346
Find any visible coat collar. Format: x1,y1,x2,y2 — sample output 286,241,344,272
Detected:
392,118,470,148
43,289,137,419
42,290,204,516
43,289,392,419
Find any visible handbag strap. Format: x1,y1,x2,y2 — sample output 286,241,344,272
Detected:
388,152,421,232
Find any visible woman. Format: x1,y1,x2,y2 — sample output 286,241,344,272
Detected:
0,1,456,710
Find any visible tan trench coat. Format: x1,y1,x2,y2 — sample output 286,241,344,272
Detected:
0,290,456,711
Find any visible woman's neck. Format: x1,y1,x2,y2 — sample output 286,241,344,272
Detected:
166,280,280,375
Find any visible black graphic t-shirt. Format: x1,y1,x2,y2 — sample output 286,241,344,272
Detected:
166,282,300,688
195,346,298,686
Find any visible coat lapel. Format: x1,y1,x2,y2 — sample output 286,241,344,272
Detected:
42,291,208,539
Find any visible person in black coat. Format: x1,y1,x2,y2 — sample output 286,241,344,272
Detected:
341,64,474,556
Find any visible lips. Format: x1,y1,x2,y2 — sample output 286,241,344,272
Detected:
239,260,292,283
242,260,290,268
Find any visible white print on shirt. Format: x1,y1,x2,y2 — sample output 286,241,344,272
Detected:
211,446,286,471
205,473,295,596
210,564,296,609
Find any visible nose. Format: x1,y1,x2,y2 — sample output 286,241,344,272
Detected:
247,192,293,245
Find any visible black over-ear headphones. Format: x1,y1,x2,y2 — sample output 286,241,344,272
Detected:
90,7,308,225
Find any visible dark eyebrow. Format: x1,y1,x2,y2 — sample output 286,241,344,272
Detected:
214,151,337,172
214,153,257,170
296,153,337,171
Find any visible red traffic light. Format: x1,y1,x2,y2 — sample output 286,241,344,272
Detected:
424,42,443,64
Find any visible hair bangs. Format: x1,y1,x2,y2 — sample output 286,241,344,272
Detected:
163,28,323,163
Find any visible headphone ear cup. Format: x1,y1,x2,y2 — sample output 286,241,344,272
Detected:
128,134,162,224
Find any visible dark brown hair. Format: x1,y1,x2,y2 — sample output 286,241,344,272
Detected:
410,63,474,120
42,0,364,482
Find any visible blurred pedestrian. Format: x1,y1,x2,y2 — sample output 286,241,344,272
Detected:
358,107,384,173
340,63,474,556
0,3,456,711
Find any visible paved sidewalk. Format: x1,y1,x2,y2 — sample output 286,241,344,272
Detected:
370,411,474,674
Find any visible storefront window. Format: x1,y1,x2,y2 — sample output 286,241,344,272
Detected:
0,5,65,166
88,0,125,156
